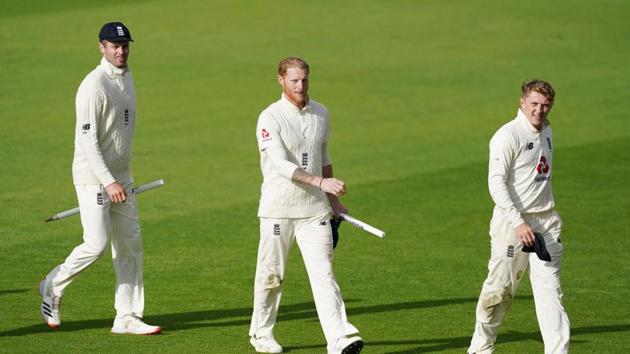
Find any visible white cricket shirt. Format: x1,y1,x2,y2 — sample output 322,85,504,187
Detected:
72,57,136,187
256,94,331,218
488,109,555,227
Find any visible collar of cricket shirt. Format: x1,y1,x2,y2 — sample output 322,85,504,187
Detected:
516,108,550,134
280,93,311,114
99,57,129,79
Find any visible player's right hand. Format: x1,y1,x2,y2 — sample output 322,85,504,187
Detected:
515,223,535,247
105,181,128,203
320,178,346,197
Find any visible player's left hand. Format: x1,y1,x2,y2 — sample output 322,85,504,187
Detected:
515,223,535,247
330,199,348,219
320,178,346,197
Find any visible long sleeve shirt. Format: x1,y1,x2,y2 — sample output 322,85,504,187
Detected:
488,109,555,227
255,94,332,218
72,57,136,186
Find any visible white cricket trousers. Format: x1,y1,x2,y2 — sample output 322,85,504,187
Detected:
249,213,359,344
468,209,570,354
45,182,144,319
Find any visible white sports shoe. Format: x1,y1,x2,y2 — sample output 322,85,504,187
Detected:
111,316,162,335
39,279,61,328
250,335,283,353
328,335,364,354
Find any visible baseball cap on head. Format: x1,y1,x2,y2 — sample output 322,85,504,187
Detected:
99,22,133,42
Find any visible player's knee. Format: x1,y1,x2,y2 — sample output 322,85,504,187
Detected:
479,286,513,318
258,271,283,290
84,239,108,257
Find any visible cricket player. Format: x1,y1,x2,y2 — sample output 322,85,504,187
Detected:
39,22,161,335
249,57,363,354
468,80,570,353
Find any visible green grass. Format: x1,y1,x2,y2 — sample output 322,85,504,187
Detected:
1,0,629,353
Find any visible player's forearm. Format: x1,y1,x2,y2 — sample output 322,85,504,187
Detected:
292,167,323,188
489,175,525,227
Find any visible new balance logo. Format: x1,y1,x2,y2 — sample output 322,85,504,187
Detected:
124,109,129,125
82,123,91,130
301,153,308,169
273,224,280,236
525,142,534,150
320,220,327,226
97,193,104,205
507,245,514,258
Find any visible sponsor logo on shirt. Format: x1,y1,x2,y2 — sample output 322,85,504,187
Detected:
261,128,271,142
536,155,549,174
320,220,327,226
82,123,91,131
525,142,534,150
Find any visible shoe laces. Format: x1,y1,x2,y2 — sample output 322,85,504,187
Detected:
51,296,62,312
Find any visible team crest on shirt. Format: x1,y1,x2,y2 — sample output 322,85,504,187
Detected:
261,128,271,141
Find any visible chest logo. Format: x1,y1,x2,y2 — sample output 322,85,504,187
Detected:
536,156,550,174
525,142,534,150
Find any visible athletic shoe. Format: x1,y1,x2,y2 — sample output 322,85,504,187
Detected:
250,335,283,353
328,335,364,354
111,316,162,335
39,279,61,328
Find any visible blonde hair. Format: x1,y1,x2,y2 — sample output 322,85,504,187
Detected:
278,57,309,77
521,79,555,103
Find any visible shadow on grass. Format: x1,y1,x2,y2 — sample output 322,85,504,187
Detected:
1,296,478,337
366,323,630,353
3,294,628,353
0,289,29,296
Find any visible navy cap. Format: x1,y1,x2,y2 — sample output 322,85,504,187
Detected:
99,22,133,42
522,232,552,262
330,218,342,249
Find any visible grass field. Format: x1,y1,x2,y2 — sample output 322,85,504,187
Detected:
1,0,629,353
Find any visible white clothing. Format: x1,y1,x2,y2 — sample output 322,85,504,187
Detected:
73,57,136,187
469,110,570,354
468,210,570,354
249,214,359,343
488,109,554,227
45,182,144,319
45,57,145,320
256,94,331,218
251,94,358,346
